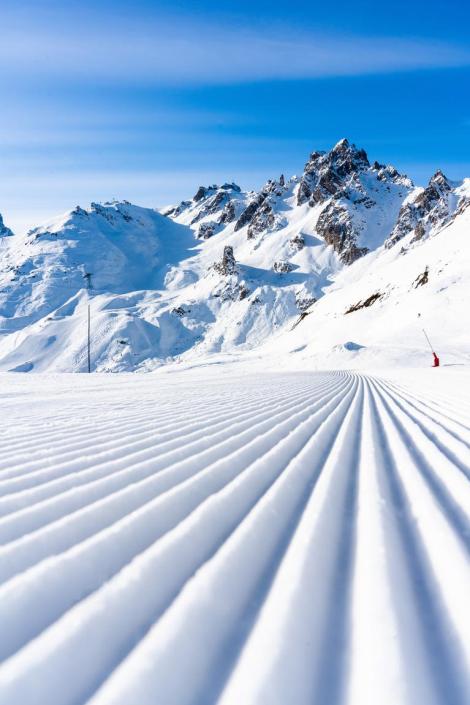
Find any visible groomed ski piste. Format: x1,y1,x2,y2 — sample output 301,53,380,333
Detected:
0,365,469,705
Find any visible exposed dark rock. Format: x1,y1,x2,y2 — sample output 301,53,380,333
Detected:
414,267,429,288
316,201,369,264
247,200,276,239
164,200,191,218
234,175,287,236
91,202,116,223
197,221,217,239
190,191,228,225
410,221,426,243
345,293,383,314
289,234,305,251
220,182,241,193
386,171,452,248
273,260,295,273
193,185,216,202
235,193,267,232
263,177,287,197
295,294,316,312
0,215,13,238
194,183,241,202
238,283,249,300
218,200,236,224
297,139,370,207
213,245,237,276
71,206,89,218
297,179,313,206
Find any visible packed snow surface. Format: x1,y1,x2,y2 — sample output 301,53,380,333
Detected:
0,366,469,705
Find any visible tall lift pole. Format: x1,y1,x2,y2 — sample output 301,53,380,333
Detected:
84,272,93,373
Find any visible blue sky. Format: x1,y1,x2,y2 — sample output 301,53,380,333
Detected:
1,0,469,233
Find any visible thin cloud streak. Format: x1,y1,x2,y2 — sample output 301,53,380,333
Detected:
1,17,469,85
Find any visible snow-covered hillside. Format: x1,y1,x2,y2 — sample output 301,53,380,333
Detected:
0,139,468,372
0,367,469,704
258,181,470,369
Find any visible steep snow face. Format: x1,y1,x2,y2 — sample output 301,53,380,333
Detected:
385,172,470,248
0,202,198,371
0,202,194,325
264,190,470,369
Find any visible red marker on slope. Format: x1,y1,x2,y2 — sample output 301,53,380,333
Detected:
423,329,440,368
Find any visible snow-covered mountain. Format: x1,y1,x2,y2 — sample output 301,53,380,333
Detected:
0,138,469,372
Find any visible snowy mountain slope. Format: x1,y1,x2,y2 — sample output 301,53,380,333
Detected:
261,179,470,369
386,171,469,248
0,202,199,371
0,139,468,372
0,368,469,705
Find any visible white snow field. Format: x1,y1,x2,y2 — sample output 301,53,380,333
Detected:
0,366,469,705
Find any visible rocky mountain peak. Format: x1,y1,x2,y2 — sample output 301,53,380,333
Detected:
386,170,457,249
297,139,371,206
0,213,13,238
193,182,241,203
234,175,288,238
428,170,451,194
330,137,369,171
332,137,350,151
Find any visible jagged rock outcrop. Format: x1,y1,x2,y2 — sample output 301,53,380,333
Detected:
297,138,370,207
316,201,369,264
218,200,236,224
295,293,316,312
0,214,13,238
292,139,412,263
273,260,295,273
235,177,287,238
234,193,267,232
213,246,237,276
247,200,276,239
289,234,305,251
190,191,229,225
162,201,191,218
197,221,217,239
385,171,454,248
164,183,243,225
193,182,241,203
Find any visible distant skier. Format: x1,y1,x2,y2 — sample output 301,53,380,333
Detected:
432,352,440,368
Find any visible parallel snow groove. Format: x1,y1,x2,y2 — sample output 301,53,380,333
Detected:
0,370,468,705
366,380,470,705
0,380,323,509
0,380,310,480
0,377,354,661
0,377,345,548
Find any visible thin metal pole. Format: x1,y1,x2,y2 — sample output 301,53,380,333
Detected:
87,301,91,373
84,272,93,373
422,328,434,353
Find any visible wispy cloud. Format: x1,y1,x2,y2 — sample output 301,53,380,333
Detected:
1,12,469,86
